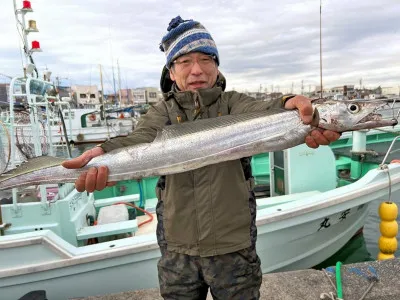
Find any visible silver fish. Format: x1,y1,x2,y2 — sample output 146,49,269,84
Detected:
0,99,397,190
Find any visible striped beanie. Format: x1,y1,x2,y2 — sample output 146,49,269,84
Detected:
160,16,219,69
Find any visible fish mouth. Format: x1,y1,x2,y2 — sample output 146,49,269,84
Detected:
357,113,398,128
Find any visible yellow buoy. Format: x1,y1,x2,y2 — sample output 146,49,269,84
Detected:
377,252,395,260
379,202,398,221
379,220,398,238
378,236,398,253
377,201,398,260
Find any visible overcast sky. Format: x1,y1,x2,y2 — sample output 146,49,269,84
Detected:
1,0,399,94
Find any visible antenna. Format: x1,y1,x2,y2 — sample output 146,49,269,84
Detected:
319,0,323,98
13,0,41,77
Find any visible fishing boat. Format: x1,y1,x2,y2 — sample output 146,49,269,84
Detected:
1,73,400,300
48,107,133,145
1,1,400,299
2,109,400,300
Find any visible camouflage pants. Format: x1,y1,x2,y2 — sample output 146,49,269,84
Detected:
157,246,262,300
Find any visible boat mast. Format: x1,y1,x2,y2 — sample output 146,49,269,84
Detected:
13,0,41,77
99,64,111,140
117,59,122,108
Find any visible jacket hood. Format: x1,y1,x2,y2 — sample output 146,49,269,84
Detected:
160,65,226,93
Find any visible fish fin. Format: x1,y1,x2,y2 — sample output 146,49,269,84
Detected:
0,156,66,182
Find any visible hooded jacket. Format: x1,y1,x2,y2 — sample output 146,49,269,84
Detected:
101,69,284,256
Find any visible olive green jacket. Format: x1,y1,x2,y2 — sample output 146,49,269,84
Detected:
101,76,284,256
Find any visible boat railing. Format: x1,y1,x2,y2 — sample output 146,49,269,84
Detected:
6,76,74,211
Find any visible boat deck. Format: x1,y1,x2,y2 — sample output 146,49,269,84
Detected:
135,213,157,236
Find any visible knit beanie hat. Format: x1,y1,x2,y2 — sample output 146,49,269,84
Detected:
160,16,220,69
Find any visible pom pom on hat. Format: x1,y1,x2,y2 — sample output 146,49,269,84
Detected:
160,16,219,69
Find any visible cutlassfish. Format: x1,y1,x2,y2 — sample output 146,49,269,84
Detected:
0,99,397,190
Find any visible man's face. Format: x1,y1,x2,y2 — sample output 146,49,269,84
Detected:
169,52,219,92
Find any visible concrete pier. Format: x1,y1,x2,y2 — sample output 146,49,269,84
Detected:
72,259,400,300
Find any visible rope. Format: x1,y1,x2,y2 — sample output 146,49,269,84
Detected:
380,164,392,203
0,120,11,173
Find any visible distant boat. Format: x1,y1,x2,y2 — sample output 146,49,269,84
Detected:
49,106,135,144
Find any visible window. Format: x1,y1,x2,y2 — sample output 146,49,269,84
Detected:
90,94,96,98
64,111,75,119
80,93,86,98
149,92,157,98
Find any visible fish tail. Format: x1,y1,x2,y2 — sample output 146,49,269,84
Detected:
0,156,68,190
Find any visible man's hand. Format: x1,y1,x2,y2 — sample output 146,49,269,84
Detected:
62,146,116,193
284,95,341,149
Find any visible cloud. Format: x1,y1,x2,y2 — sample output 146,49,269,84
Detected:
0,0,398,93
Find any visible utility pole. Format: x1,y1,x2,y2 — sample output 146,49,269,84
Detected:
301,80,304,95
291,82,294,94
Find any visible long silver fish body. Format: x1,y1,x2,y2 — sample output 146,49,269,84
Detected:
0,99,397,190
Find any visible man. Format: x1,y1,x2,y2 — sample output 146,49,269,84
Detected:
63,16,340,299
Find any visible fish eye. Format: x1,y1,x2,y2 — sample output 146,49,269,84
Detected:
347,103,360,114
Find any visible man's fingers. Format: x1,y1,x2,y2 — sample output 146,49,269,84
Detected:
305,135,319,149
297,101,313,124
85,167,98,193
96,166,109,191
62,147,104,169
75,172,87,192
310,130,330,145
285,96,313,124
323,130,341,142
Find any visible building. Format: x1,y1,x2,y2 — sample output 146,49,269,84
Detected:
132,87,161,105
382,87,399,96
132,89,146,105
71,85,101,107
119,89,134,107
145,87,159,104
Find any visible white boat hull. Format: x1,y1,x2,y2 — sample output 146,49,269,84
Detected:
1,164,400,299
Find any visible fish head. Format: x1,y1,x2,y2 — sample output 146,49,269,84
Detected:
312,99,398,132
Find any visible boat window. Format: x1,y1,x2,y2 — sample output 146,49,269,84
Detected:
80,94,86,99
64,111,75,119
29,79,54,96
